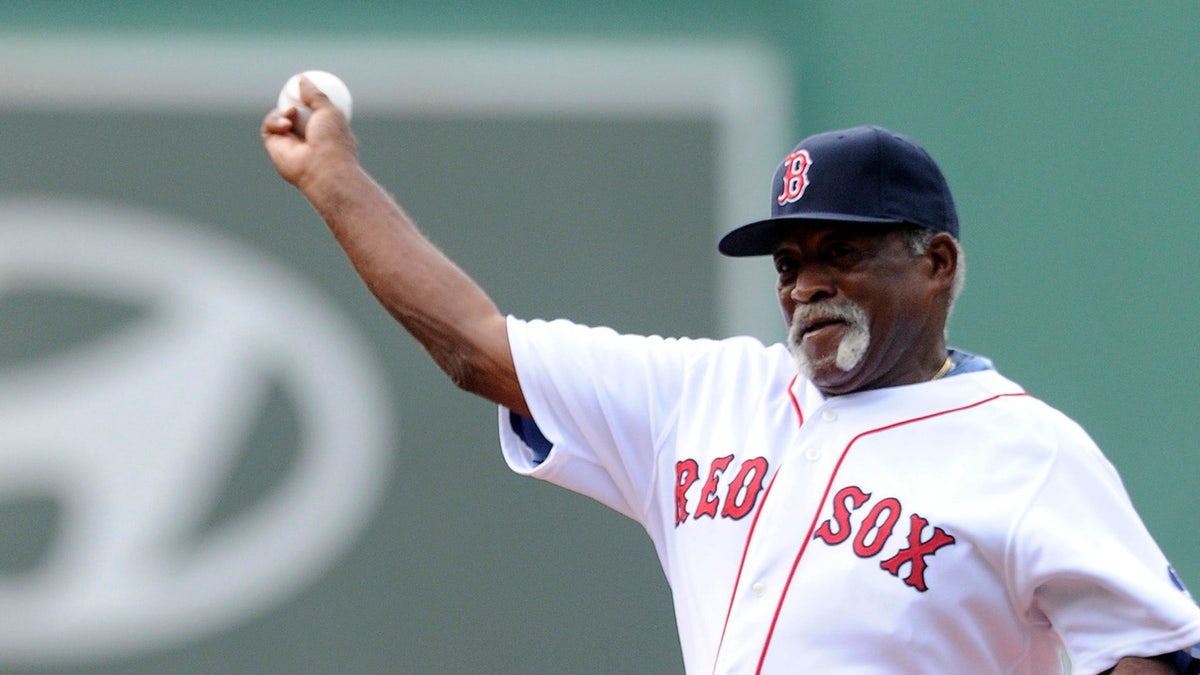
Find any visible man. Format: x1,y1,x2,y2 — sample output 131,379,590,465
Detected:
262,78,1200,674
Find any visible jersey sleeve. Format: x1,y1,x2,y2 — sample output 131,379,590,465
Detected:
497,317,721,524
1007,411,1200,674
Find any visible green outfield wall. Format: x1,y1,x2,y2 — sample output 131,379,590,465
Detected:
1,3,1196,673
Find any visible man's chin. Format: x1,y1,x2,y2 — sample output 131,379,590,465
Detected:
807,369,865,396
804,360,855,386
789,342,870,393
790,349,842,382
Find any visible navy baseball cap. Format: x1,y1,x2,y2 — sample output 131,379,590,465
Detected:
718,125,958,257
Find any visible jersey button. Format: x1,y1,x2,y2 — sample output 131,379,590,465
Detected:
804,446,821,462
751,581,766,597
820,409,838,422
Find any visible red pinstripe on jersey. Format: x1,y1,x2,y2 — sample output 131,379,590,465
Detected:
786,374,805,427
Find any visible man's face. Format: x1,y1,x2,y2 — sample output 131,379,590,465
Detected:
774,223,943,395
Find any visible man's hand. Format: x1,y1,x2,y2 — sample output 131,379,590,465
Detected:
261,76,358,193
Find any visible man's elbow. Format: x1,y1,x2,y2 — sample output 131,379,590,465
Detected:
435,347,483,393
434,346,529,416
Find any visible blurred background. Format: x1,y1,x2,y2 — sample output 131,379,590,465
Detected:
1,2,1196,673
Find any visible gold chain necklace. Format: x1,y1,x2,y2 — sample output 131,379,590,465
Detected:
931,356,954,380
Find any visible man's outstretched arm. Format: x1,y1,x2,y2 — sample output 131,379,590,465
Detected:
261,76,529,417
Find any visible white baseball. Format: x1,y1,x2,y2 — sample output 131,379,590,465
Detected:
277,70,353,136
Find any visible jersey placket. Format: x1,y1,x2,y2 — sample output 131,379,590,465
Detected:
711,399,849,674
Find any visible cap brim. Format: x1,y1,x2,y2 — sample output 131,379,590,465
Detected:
718,213,905,257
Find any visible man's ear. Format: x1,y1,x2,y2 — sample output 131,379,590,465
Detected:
925,233,958,291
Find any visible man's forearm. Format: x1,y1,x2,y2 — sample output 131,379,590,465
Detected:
299,160,527,415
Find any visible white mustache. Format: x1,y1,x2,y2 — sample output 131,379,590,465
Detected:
789,300,868,334
786,300,871,375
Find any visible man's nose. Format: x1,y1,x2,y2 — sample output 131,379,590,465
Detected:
788,265,835,304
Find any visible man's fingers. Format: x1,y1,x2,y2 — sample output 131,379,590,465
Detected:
262,107,297,136
297,76,333,110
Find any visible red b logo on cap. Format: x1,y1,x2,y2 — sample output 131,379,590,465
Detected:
777,150,812,206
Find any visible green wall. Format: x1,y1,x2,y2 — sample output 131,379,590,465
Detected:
1,2,1197,673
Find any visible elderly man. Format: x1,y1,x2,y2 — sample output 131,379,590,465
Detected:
262,78,1200,674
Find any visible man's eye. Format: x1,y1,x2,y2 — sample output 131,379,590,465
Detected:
774,258,795,274
826,244,854,259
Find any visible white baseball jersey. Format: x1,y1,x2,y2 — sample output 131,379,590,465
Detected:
497,317,1200,674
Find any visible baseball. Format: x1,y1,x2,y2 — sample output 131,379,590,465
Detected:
276,70,353,135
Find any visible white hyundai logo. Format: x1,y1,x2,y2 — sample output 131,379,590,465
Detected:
0,198,393,665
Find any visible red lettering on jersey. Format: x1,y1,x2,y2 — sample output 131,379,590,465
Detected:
813,485,957,591
675,456,770,526
675,459,700,526
721,456,768,520
853,498,900,558
813,485,870,545
694,455,734,520
776,150,812,206
879,513,956,592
